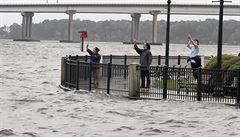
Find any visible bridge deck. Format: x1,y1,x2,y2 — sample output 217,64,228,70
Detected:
0,3,239,15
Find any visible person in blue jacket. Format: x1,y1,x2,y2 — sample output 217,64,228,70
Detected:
87,44,101,86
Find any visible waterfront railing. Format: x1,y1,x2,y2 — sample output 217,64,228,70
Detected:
60,55,240,104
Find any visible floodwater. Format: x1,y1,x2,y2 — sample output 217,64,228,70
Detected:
0,40,240,137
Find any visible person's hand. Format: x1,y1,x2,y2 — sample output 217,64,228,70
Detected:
187,34,191,39
86,44,89,49
133,40,137,45
133,40,137,49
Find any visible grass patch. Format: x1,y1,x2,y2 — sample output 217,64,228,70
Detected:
154,80,179,90
154,80,197,90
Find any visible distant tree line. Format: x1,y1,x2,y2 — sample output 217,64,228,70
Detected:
0,19,240,45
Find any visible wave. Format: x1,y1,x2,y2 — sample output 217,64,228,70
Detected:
113,126,136,131
10,98,44,103
22,132,39,137
139,127,171,136
0,129,15,136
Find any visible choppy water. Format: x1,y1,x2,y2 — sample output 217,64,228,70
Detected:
0,40,240,137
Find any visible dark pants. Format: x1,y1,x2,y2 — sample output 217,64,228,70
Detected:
191,63,199,80
188,56,201,80
140,67,150,88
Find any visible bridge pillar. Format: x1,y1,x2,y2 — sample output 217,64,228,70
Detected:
66,10,76,42
131,13,141,42
21,12,34,40
150,11,160,43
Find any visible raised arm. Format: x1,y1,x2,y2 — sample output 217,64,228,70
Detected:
86,44,93,55
188,34,198,47
134,44,142,55
187,40,192,49
190,38,198,47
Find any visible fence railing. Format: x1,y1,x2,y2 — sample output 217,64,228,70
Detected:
130,65,239,104
61,55,129,95
60,55,240,104
66,55,211,67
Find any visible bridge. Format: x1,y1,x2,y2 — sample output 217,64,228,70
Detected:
0,3,239,43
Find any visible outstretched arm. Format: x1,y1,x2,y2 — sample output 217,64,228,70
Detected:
86,44,93,55
134,44,142,55
187,40,191,49
188,34,198,47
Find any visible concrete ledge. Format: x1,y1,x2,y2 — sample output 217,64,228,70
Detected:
59,40,80,43
13,39,40,42
123,41,162,45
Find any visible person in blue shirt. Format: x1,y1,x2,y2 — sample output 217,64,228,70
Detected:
187,34,201,80
86,44,101,86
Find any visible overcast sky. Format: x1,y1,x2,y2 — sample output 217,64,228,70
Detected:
0,0,239,26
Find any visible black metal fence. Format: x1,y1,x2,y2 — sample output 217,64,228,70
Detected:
61,55,240,104
141,66,240,104
61,55,129,96
101,55,210,67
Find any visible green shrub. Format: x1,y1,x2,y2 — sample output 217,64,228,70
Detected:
204,56,217,69
229,60,240,70
204,54,240,86
205,54,240,70
222,56,240,70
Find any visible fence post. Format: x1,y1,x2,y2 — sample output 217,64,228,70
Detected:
107,63,112,94
61,57,66,86
197,68,202,101
89,62,92,91
76,55,78,60
163,65,168,99
110,54,112,64
158,55,161,65
64,58,68,87
237,69,240,104
84,55,88,79
124,55,127,65
69,57,72,88
201,55,205,68
85,55,88,62
177,55,181,65
124,55,127,79
76,61,80,90
128,63,140,98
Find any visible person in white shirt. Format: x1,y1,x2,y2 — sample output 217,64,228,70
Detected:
187,34,201,80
